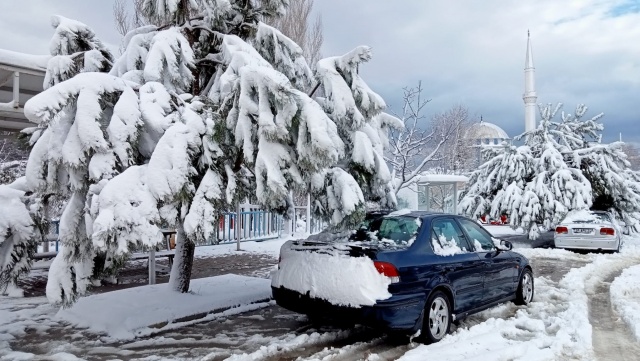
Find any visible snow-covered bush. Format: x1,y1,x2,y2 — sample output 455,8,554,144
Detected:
18,0,398,305
460,103,640,239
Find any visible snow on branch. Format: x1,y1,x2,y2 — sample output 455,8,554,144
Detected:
91,165,162,256
0,185,36,296
316,46,385,130
253,22,313,91
144,28,195,93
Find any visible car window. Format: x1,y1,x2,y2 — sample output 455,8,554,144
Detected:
350,215,420,246
431,218,469,256
458,218,495,252
376,216,420,244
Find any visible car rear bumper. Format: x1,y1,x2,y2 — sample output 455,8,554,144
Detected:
271,286,425,333
554,236,619,250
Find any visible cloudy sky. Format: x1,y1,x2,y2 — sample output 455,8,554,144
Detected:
1,0,638,143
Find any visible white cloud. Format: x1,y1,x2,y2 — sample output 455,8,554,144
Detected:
315,0,640,142
1,0,637,142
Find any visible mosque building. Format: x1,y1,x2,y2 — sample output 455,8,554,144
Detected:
465,31,538,165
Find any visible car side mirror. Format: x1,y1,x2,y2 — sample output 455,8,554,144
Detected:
498,240,513,251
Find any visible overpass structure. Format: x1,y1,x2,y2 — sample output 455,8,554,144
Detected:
0,49,49,133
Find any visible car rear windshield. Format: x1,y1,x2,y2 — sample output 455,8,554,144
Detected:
357,216,420,246
563,210,611,224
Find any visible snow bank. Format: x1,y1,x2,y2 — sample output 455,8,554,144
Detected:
271,241,392,307
610,264,640,341
56,274,271,340
194,237,289,258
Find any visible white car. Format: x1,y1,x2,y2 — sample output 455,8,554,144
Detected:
554,210,622,252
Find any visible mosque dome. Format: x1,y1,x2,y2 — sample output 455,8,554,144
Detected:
465,120,510,146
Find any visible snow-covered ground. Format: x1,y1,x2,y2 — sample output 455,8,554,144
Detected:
1,235,640,360
57,274,272,340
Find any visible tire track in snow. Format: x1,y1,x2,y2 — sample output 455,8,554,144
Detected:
258,335,416,361
589,263,640,361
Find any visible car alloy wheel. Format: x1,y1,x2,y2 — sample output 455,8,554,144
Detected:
422,290,451,343
515,269,534,305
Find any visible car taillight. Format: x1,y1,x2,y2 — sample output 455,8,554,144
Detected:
600,228,615,236
555,226,568,234
374,261,400,283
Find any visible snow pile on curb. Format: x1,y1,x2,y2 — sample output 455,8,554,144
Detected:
56,274,271,340
271,241,392,307
195,238,290,258
610,264,640,341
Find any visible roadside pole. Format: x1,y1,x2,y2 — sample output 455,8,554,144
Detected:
236,202,241,251
148,248,156,285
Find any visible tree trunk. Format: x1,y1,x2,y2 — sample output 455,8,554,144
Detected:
168,223,196,293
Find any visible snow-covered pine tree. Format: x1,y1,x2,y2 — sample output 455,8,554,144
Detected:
460,142,533,223
460,103,640,238
23,0,399,302
22,15,165,304
0,181,36,297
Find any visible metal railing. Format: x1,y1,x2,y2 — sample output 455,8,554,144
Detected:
37,198,327,253
210,208,283,245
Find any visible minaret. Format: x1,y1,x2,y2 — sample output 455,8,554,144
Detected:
523,31,537,132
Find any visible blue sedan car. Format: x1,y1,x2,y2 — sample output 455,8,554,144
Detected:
271,211,534,343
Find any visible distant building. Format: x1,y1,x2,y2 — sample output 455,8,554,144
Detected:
0,49,49,133
523,31,537,133
462,32,537,166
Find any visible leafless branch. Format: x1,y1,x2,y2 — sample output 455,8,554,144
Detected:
266,0,323,69
112,0,153,52
386,83,474,194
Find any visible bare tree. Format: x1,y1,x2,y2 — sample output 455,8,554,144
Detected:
113,0,154,51
267,0,323,69
431,105,475,172
386,83,473,194
113,0,148,36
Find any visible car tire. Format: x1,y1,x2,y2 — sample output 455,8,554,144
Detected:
421,290,452,344
514,268,534,305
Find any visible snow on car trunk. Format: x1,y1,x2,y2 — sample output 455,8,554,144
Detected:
271,240,392,307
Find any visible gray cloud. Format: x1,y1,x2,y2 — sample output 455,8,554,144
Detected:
1,0,638,143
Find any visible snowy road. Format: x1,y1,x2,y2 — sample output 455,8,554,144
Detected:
589,263,640,361
7,251,630,361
